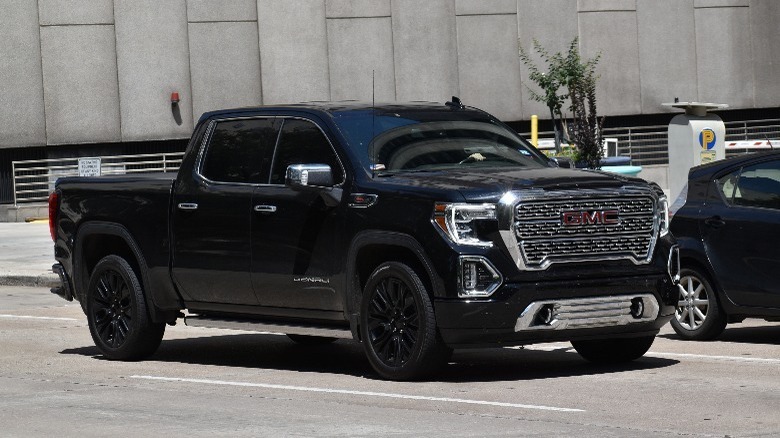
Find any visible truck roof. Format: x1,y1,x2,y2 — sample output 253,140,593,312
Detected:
198,100,489,124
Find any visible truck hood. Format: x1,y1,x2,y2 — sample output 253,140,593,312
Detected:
376,167,647,202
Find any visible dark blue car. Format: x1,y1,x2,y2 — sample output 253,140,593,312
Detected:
670,150,780,340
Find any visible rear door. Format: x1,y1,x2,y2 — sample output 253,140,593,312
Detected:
701,158,780,308
172,117,280,305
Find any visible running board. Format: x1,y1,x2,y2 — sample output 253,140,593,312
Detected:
184,315,354,339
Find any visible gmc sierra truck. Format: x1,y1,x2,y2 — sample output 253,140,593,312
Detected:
50,100,679,380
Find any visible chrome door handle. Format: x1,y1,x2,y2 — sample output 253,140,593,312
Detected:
177,203,199,211
254,204,277,213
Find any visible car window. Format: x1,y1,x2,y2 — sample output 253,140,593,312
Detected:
732,160,780,210
201,118,280,184
270,118,343,185
717,171,739,202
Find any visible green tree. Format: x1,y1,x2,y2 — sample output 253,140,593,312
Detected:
519,38,604,168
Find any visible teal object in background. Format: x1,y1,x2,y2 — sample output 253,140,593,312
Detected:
601,165,642,177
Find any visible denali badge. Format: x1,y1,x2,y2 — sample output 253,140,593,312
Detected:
561,210,620,226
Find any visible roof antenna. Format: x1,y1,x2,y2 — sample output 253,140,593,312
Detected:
371,70,376,178
445,96,464,109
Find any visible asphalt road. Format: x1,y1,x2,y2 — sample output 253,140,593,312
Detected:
1,285,778,437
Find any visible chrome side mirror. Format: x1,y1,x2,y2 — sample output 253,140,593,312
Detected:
285,164,342,207
286,164,334,188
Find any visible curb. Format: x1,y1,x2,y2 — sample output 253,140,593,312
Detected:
0,274,60,288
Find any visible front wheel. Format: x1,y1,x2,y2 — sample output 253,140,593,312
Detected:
86,255,165,360
572,335,655,364
359,262,448,380
670,268,727,340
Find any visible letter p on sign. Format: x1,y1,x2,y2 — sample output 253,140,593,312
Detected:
700,128,716,150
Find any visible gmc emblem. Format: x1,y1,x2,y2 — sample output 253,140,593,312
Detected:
561,210,620,226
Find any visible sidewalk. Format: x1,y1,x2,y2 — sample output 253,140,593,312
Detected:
0,222,59,287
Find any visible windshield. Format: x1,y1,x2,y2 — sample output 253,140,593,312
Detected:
332,109,547,174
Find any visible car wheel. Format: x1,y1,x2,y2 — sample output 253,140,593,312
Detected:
572,335,655,364
86,255,165,360
670,268,727,340
286,334,337,345
360,262,448,380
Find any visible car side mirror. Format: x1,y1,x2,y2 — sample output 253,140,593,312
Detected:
286,164,334,188
285,164,342,207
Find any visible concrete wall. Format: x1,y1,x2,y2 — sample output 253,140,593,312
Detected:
456,3,523,120
0,1,46,148
40,25,121,145
115,1,193,141
637,0,697,113
1,0,780,149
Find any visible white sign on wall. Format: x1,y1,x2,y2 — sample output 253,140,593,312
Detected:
78,157,101,177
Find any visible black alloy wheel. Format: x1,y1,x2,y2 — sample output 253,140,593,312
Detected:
92,268,133,348
360,262,448,380
86,255,165,360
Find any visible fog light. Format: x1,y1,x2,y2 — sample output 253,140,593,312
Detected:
630,297,645,319
458,256,502,298
534,304,556,326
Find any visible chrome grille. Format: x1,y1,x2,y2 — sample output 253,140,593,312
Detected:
514,194,657,268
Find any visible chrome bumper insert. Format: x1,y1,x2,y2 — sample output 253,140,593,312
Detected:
515,294,660,332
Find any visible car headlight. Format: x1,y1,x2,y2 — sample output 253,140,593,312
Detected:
658,195,670,237
433,203,496,247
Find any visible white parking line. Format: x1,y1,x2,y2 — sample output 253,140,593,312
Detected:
0,314,78,321
521,344,780,364
648,351,780,364
130,375,585,413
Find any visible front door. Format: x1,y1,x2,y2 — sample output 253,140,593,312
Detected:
250,117,345,311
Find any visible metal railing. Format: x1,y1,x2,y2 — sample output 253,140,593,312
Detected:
521,118,780,166
12,152,184,205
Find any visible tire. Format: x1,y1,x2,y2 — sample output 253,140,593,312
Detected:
572,335,655,364
286,334,337,345
670,268,727,340
86,255,165,361
359,262,448,380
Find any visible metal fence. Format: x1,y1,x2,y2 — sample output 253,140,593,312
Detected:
521,118,780,166
11,152,184,205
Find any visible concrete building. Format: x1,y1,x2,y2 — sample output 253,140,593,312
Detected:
2,0,780,206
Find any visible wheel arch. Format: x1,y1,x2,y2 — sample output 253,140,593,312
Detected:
74,221,173,323
675,236,729,308
345,231,444,340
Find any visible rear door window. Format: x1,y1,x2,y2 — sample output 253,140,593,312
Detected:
201,118,280,184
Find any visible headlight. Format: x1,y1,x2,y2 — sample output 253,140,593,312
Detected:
433,203,496,247
658,196,670,237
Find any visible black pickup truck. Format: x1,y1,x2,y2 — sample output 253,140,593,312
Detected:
50,100,679,380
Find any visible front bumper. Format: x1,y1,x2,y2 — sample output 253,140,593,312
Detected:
434,273,676,348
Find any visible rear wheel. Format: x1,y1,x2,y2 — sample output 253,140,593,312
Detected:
360,262,448,380
86,255,165,360
572,335,655,364
670,268,727,340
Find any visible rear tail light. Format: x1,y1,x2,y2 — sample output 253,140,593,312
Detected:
48,191,59,242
